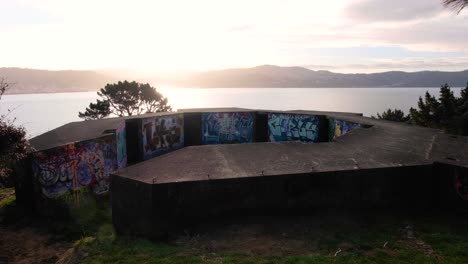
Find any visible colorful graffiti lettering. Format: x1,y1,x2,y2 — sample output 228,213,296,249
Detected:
328,118,361,141
31,135,118,198
268,113,320,142
116,121,127,168
202,112,254,144
142,114,184,160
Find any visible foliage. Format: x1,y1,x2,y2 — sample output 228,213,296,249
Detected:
79,81,172,120
0,78,12,100
375,83,468,136
0,188,15,209
443,0,468,13
0,78,30,187
373,108,410,122
409,83,468,135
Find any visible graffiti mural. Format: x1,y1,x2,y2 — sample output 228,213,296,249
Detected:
142,114,184,160
31,135,118,198
328,118,361,141
116,121,127,168
202,112,254,144
268,113,320,142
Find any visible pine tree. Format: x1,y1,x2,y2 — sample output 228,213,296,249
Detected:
79,81,172,120
409,82,468,136
374,109,410,122
409,91,440,128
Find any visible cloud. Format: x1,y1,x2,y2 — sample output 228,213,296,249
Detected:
1,0,467,72
344,0,445,22
371,16,468,50
302,56,468,73
289,12,468,52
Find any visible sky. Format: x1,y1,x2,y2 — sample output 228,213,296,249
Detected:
1,0,468,74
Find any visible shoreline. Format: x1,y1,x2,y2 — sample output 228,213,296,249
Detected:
2,86,462,96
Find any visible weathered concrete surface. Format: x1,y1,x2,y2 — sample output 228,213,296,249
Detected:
111,109,468,238
29,118,124,151
28,111,179,151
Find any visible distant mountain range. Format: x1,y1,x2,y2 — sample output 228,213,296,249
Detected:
0,68,116,94
2,66,468,94
179,65,468,88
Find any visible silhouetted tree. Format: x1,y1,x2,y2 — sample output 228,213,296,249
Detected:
374,109,410,122
0,79,30,187
409,91,441,128
0,78,12,100
443,0,468,13
79,81,172,120
454,82,468,135
409,83,468,135
79,100,111,120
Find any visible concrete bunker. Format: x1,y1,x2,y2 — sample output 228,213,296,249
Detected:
20,109,365,208
16,108,468,238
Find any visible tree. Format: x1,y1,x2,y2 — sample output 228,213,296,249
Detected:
0,78,12,100
79,81,172,120
0,78,30,187
409,83,468,135
443,0,468,13
454,82,468,135
409,91,441,128
374,109,410,122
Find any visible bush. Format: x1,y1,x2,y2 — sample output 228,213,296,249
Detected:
0,79,30,187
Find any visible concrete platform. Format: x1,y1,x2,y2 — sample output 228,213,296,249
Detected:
111,110,468,238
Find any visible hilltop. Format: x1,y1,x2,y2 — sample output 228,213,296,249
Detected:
2,66,468,94
178,65,468,88
0,68,117,94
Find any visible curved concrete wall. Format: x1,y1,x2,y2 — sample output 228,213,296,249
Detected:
22,111,363,204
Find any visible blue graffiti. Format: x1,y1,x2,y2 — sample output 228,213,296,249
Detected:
31,135,117,198
202,112,254,144
268,113,320,142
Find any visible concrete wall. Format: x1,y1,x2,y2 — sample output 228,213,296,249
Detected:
183,112,202,146
454,166,468,201
24,112,365,202
328,118,361,141
124,119,141,164
140,114,184,160
112,164,460,238
201,112,255,144
267,113,321,142
434,162,468,206
116,121,127,168
31,134,118,198
127,112,347,161
111,175,157,237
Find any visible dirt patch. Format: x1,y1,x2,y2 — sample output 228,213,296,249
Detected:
0,227,70,264
399,225,443,261
172,214,360,256
178,229,311,256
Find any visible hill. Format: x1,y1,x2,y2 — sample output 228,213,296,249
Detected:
2,66,468,94
0,68,117,94
178,65,468,88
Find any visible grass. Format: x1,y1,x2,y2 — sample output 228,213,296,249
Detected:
2,188,468,263
71,211,468,264
75,239,435,264
0,187,15,208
